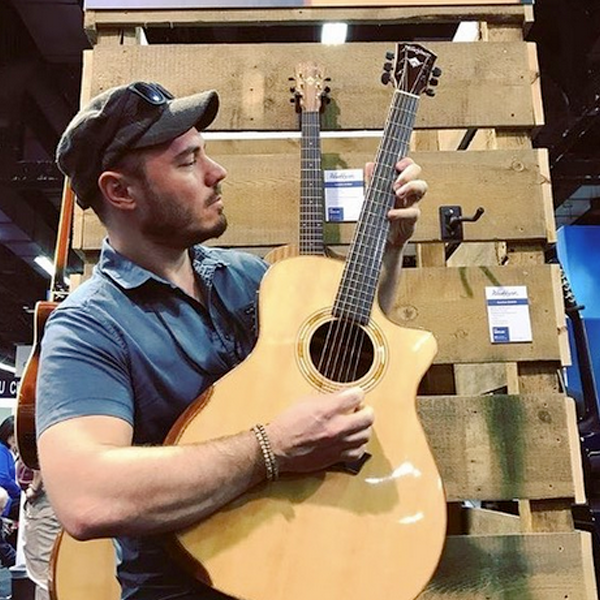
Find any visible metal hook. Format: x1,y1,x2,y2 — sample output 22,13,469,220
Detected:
439,206,485,242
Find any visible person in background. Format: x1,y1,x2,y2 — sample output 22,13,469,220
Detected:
0,487,15,568
0,416,21,523
16,462,61,600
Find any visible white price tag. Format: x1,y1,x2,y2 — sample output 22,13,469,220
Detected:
324,169,364,222
485,286,533,344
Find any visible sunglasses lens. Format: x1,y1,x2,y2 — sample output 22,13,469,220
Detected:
129,82,172,105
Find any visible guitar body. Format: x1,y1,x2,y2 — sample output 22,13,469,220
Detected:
263,243,301,264
17,300,59,470
49,532,120,600
264,244,343,264
168,256,446,600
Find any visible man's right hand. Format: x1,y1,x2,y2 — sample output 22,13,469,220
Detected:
265,387,374,475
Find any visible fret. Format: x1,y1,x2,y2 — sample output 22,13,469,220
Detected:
300,109,324,256
333,89,419,324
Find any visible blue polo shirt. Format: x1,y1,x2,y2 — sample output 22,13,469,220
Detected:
37,239,268,599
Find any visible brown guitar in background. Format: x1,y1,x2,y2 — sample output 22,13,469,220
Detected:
264,62,330,264
16,179,75,470
166,43,446,600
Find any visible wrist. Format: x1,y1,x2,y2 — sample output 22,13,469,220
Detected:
251,424,279,482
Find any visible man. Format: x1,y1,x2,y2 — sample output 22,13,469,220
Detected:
36,81,428,599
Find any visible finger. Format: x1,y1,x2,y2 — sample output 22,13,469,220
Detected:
388,206,421,223
339,427,372,448
364,161,375,184
333,387,365,412
339,444,370,462
393,159,421,189
394,180,428,208
343,405,375,434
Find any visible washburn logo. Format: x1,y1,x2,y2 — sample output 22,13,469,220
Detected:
490,288,519,297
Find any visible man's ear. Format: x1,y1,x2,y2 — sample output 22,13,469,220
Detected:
97,171,137,212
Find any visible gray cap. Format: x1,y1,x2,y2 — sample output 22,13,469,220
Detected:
56,81,219,208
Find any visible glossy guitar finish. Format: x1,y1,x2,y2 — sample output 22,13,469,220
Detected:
168,256,445,600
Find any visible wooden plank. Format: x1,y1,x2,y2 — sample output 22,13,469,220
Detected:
74,143,552,251
390,264,567,364
89,41,538,130
422,532,597,600
85,5,528,40
464,507,521,535
418,394,577,501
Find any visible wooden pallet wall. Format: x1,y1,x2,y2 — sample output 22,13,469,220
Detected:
70,3,598,599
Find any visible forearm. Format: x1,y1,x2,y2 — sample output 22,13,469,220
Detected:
40,427,265,540
378,242,406,316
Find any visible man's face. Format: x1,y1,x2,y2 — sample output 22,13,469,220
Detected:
130,128,228,248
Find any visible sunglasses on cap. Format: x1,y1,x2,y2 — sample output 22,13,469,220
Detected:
127,81,175,105
99,81,176,170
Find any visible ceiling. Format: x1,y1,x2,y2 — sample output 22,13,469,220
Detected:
0,0,599,369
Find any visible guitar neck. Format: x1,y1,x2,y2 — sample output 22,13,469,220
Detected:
334,90,419,324
49,180,76,302
300,110,325,256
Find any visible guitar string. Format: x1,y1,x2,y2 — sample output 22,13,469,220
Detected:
318,90,418,385
300,111,324,256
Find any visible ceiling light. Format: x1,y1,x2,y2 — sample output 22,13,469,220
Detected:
34,256,70,286
34,256,54,277
321,23,348,45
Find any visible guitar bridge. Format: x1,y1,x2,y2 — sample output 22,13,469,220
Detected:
328,452,372,475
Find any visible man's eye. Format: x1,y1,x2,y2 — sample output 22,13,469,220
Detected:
182,159,197,167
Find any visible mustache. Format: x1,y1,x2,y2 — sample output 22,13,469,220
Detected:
208,184,222,203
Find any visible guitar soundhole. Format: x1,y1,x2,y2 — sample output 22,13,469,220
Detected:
309,319,375,383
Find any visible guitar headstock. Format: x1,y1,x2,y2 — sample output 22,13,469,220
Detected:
290,62,330,114
381,43,441,97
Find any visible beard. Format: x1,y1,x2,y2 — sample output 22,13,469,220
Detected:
139,182,228,248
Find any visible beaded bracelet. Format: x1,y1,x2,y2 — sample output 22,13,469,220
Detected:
251,424,279,482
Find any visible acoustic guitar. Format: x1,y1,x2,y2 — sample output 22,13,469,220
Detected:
16,179,75,469
166,43,446,600
264,62,329,263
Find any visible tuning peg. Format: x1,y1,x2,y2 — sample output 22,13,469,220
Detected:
385,51,394,60
290,87,296,94
324,86,331,94
325,77,332,82
381,72,391,85
290,98,296,103
432,67,442,78
429,78,439,87
288,77,295,81
425,88,436,97
383,62,393,72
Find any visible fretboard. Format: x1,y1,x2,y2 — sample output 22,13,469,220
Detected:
300,110,325,256
333,90,419,324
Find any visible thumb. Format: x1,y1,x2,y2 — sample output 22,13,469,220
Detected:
333,386,365,411
364,161,374,185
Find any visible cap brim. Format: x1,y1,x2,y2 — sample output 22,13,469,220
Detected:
132,89,219,149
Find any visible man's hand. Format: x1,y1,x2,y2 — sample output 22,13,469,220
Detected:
265,387,374,474
365,157,428,248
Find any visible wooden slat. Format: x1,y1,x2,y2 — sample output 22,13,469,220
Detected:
418,394,577,501
85,5,528,41
391,264,567,364
89,41,538,130
73,142,553,251
422,532,597,599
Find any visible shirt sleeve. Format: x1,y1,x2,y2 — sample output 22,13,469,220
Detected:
36,304,135,438
0,448,20,500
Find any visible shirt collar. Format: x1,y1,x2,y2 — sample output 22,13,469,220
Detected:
97,238,229,291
